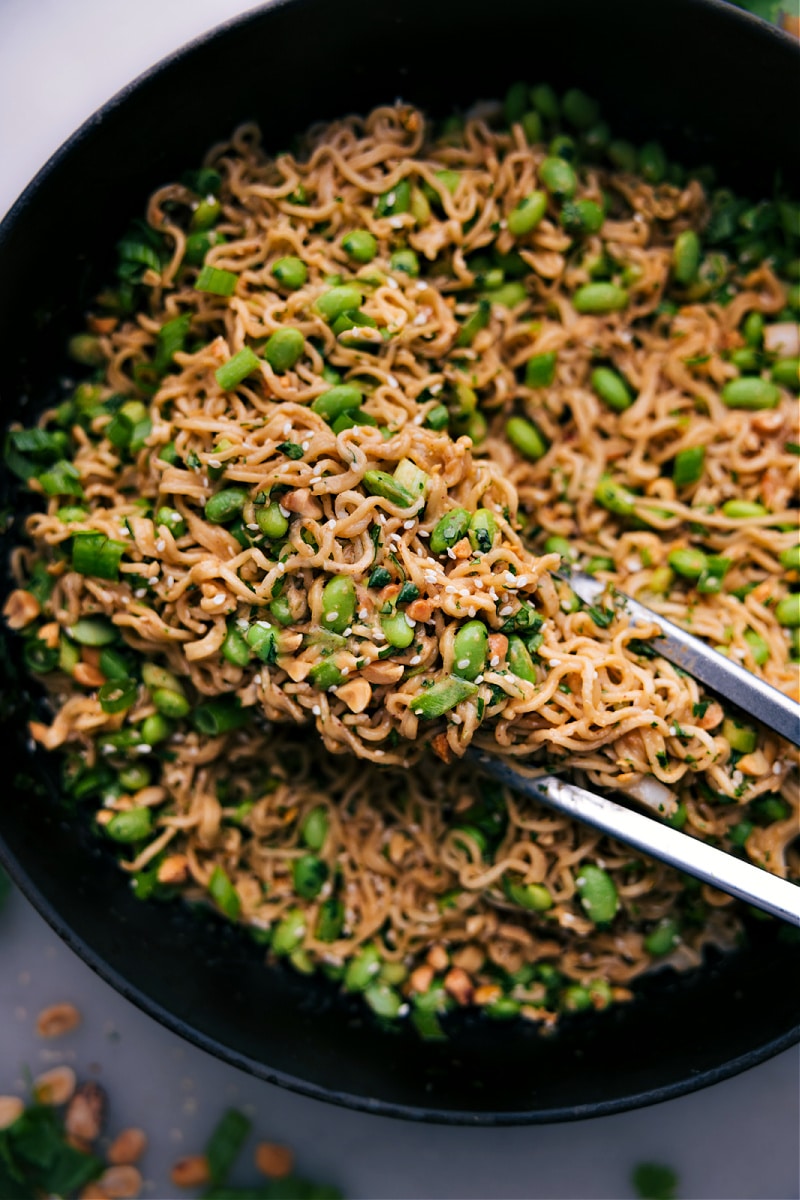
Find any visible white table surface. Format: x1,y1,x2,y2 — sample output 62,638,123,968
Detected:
0,3,798,1197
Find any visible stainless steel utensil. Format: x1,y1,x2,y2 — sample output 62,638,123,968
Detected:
470,571,800,926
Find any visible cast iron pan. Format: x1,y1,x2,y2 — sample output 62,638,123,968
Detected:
0,0,797,1124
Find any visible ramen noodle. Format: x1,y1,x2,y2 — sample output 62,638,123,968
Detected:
4,86,799,1030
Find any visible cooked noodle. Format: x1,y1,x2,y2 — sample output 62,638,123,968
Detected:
4,92,799,1029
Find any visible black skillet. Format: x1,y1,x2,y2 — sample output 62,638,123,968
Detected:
0,0,797,1124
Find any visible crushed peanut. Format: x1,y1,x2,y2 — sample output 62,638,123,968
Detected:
255,1142,294,1179
36,1001,82,1039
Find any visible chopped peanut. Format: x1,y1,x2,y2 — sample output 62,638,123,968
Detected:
79,1185,109,1200
409,964,434,994
170,1156,211,1188
36,1002,82,1039
443,967,473,1006
695,700,723,731
426,944,449,972
73,662,106,688
107,1128,148,1166
65,1082,106,1142
3,588,40,629
388,831,410,865
473,984,502,1006
282,488,322,517
96,1165,142,1199
362,660,404,685
255,1142,294,1179
737,750,769,777
0,1095,24,1129
487,633,508,660
406,598,435,623
38,621,61,649
452,537,472,559
33,1065,77,1106
157,854,190,885
430,732,452,763
87,316,118,335
452,944,485,974
336,678,372,713
281,657,311,682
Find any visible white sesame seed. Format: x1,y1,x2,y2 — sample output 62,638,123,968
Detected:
387,275,400,288
326,518,337,529
213,594,226,606
499,604,513,616
166,576,175,587
343,626,353,637
246,523,259,531
373,629,386,641
135,744,152,755
326,611,339,622
403,519,415,529
388,375,399,388
457,658,470,669
155,539,166,552
207,458,221,469
490,655,500,667
732,770,743,786
773,762,782,775
254,674,262,685
313,463,324,476
451,714,462,725
340,666,350,676
358,608,368,620
418,529,429,538
413,312,427,326
474,675,484,684
405,615,416,628
467,607,476,617
312,705,321,716
409,654,421,665
445,585,456,594
276,562,286,574
549,659,559,667
134,588,146,599
447,547,457,559
283,421,292,436
424,570,438,584
279,505,291,517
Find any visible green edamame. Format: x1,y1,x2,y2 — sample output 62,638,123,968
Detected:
342,230,377,263
272,256,307,290
468,508,499,552
505,416,547,460
430,507,471,554
381,610,415,649
320,575,356,634
672,230,701,284
575,864,619,924
452,620,488,681
573,283,629,314
507,191,547,237
667,548,708,579
776,593,800,627
256,500,289,539
538,156,576,199
591,366,633,411
264,327,305,373
312,384,363,420
205,487,249,524
721,377,780,410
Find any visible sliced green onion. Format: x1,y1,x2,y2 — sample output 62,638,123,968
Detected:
71,532,127,581
411,676,478,719
193,696,249,735
195,265,238,296
673,446,705,487
215,347,261,390
208,865,241,920
38,460,84,497
98,678,138,713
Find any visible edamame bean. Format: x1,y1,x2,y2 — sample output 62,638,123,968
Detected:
272,256,307,290
410,186,431,225
381,610,415,649
364,984,403,1019
776,593,800,626
484,282,527,309
772,358,800,389
264,327,304,373
315,285,363,321
362,470,415,507
452,620,488,680
743,629,769,665
561,985,593,1012
309,660,344,690
151,688,191,719
506,635,537,683
607,139,637,172
595,475,636,515
246,621,278,662
721,499,769,519
222,624,251,667
256,500,289,539
411,676,478,719
722,717,758,753
644,918,681,956
575,864,619,924
430,507,471,554
344,943,382,992
672,230,701,284
507,190,547,237
780,545,800,571
205,487,249,524
560,199,604,236
292,854,328,899
106,808,153,843
742,311,764,346
118,763,151,792
155,506,186,537
425,404,449,431
67,617,117,647
342,230,377,263
543,535,576,561
638,141,667,184
316,897,345,942
591,366,633,411
68,334,105,366
311,383,363,420
375,179,411,217
525,351,557,388
505,416,547,460
573,283,629,313
468,508,499,552
586,555,615,574
729,346,760,372
390,248,420,276
530,83,559,120
721,377,780,409
139,713,173,745
505,877,553,911
667,547,708,579
321,575,356,634
521,110,543,143
562,88,599,130
272,908,306,955
538,156,576,199
673,446,705,487
301,806,328,850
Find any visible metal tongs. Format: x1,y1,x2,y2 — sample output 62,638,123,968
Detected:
470,570,800,927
